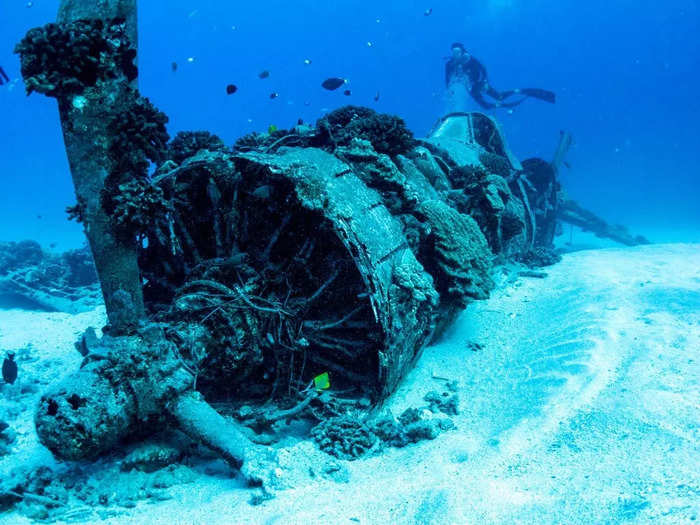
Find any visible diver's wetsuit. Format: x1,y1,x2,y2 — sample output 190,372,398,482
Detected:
0,67,9,85
446,55,554,110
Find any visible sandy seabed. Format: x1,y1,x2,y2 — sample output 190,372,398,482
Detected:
1,244,698,524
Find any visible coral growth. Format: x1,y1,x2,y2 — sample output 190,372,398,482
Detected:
448,163,489,189
14,18,137,97
516,246,562,268
371,407,454,448
65,198,86,224
423,390,459,416
448,164,523,252
316,106,416,157
168,131,227,164
414,200,494,305
107,88,169,177
103,178,171,238
479,151,512,177
233,126,317,154
101,88,170,238
312,386,458,458
0,241,99,312
231,106,416,159
311,416,378,460
0,240,43,273
234,129,287,152
61,246,98,288
0,460,195,521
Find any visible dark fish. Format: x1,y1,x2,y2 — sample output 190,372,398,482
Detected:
424,8,433,16
563,161,571,169
297,118,304,125
258,70,270,79
171,62,178,72
269,92,279,99
0,66,8,85
226,84,238,95
321,77,345,91
2,353,17,384
343,89,352,96
75,327,99,357
374,91,380,102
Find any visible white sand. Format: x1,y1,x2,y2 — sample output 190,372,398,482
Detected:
1,244,698,524
0,308,106,474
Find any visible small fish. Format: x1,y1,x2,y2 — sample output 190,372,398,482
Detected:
343,89,352,96
269,92,279,99
321,77,346,91
374,91,380,102
313,371,330,391
2,353,17,384
0,66,9,85
258,70,270,79
424,8,433,16
75,327,98,357
268,124,278,134
226,84,238,95
303,58,312,65
304,101,311,106
171,62,178,72
563,161,571,169
251,185,272,199
297,118,304,125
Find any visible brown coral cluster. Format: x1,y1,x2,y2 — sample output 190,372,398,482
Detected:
15,18,137,97
316,105,416,156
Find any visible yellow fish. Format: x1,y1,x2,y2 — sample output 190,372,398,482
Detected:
313,372,330,391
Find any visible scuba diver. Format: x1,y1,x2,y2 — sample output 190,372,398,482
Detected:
0,66,9,85
445,42,555,112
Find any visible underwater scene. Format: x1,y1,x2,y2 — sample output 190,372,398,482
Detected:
0,0,698,523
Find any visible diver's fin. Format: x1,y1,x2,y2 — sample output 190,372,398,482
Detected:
521,88,556,104
498,97,528,109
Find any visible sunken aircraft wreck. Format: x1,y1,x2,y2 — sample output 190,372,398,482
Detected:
9,0,648,493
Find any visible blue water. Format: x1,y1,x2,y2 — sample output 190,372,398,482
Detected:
1,0,698,248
